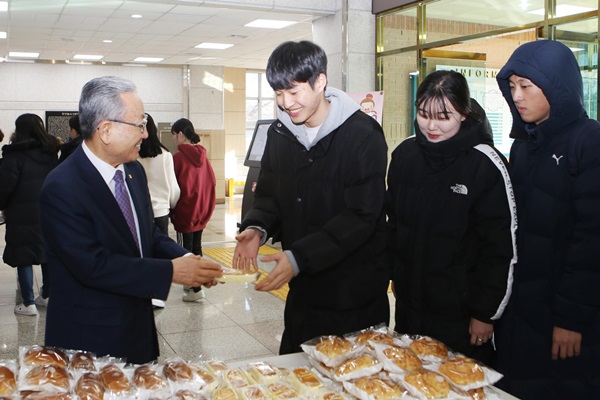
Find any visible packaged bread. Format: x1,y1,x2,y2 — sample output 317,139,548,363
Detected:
20,390,73,400
173,389,206,399
352,330,396,350
291,367,324,391
437,357,484,386
239,384,269,400
0,363,17,396
403,368,450,399
24,365,71,391
434,356,503,391
302,335,363,367
22,346,69,369
213,386,240,400
265,381,301,399
218,266,260,283
372,343,422,373
342,375,408,400
74,372,104,400
307,356,336,380
316,391,352,400
407,337,449,362
468,387,486,400
205,359,229,374
191,364,218,391
246,361,281,384
70,351,96,371
163,360,195,383
223,368,253,388
334,353,382,381
99,363,132,396
134,364,167,391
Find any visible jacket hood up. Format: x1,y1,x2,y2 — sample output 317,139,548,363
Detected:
277,87,360,150
176,143,207,167
496,40,586,141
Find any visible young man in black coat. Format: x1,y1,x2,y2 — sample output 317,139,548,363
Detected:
234,41,390,354
495,40,600,400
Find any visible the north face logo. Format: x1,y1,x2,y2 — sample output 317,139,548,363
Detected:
450,184,468,195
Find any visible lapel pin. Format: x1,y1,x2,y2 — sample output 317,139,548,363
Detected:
128,174,133,179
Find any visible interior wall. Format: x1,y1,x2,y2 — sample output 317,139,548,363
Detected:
0,63,184,145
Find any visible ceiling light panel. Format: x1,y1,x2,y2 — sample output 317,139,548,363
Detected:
9,51,40,58
195,42,234,50
73,54,104,61
245,19,297,29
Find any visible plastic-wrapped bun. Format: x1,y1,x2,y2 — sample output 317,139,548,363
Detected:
134,364,167,390
23,346,69,368
99,364,131,395
75,372,104,400
0,365,17,395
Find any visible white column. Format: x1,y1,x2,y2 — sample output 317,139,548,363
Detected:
313,0,376,92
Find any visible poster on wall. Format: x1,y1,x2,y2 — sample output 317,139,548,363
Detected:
348,91,384,126
435,66,512,156
45,111,78,145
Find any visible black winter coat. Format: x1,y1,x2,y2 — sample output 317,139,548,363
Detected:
496,40,600,399
0,139,58,267
241,110,391,354
386,103,516,362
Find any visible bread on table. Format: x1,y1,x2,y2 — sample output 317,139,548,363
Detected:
75,371,104,400
99,364,131,395
133,364,167,390
23,346,69,369
404,368,450,399
0,365,17,395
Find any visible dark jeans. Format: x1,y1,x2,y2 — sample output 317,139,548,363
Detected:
17,264,50,305
178,230,204,292
154,215,169,235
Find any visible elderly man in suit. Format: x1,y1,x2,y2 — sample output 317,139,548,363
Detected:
40,76,222,364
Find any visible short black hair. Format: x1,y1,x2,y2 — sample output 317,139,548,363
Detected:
68,115,81,135
266,41,327,90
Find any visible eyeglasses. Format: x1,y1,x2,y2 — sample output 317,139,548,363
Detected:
109,113,148,134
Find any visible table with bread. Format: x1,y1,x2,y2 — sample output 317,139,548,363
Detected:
0,326,518,399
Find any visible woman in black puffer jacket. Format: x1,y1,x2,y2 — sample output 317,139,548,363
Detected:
386,70,516,366
0,114,59,316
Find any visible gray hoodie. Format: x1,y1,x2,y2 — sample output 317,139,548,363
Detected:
276,87,360,150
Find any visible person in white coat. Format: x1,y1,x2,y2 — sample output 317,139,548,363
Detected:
138,114,181,308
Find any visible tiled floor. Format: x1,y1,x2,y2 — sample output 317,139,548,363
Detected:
0,195,394,364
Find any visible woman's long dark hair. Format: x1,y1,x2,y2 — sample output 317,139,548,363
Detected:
171,118,200,144
13,113,60,154
139,114,169,158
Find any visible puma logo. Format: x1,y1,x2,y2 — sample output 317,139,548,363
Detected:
552,154,563,165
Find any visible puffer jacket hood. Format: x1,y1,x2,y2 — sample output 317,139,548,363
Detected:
277,87,360,150
176,143,206,167
496,40,586,140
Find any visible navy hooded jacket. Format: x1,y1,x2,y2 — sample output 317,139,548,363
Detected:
495,40,600,399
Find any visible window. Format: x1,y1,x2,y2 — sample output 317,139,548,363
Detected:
246,72,275,150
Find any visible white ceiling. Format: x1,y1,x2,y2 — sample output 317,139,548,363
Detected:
0,0,596,70
0,0,332,69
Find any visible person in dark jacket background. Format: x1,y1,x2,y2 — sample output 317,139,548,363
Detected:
58,114,83,163
386,70,516,365
233,40,390,354
0,113,60,315
171,118,216,302
495,40,600,399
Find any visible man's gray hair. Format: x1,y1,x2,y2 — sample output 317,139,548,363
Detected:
79,76,137,139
